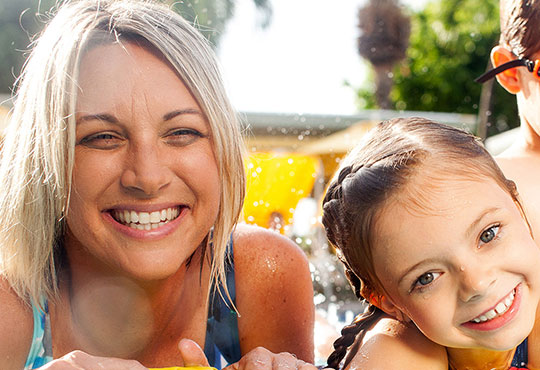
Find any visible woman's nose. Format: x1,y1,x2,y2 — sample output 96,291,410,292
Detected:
457,263,497,303
120,141,172,196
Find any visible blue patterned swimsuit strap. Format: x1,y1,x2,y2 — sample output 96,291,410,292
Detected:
204,234,241,369
24,298,53,369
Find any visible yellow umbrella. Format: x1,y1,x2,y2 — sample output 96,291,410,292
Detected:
243,152,321,234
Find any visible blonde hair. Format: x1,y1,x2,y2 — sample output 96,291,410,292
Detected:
0,0,245,307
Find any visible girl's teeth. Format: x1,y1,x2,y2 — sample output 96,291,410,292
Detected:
495,302,507,315
470,290,515,323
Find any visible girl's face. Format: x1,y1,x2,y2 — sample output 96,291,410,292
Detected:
65,42,220,280
372,173,540,350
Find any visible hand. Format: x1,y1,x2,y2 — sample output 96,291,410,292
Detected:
177,338,210,367
38,350,148,369
223,347,318,370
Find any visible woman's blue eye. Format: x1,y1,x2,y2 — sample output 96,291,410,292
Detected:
166,128,205,146
171,128,203,137
78,132,122,149
480,225,499,244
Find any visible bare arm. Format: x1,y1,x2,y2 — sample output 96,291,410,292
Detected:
233,224,315,362
0,278,34,370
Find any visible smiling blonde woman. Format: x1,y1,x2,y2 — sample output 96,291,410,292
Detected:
0,1,314,369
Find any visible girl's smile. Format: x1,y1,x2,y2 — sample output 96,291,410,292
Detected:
462,284,519,331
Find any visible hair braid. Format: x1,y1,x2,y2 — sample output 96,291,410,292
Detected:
326,304,384,370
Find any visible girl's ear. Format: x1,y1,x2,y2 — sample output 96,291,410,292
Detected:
491,45,521,94
378,295,412,323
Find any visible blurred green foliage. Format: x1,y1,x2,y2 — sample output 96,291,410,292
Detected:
0,0,57,94
355,0,519,137
0,0,271,93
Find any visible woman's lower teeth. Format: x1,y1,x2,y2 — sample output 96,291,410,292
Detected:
128,221,168,230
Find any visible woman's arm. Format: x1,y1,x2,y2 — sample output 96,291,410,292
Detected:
233,224,315,362
0,278,33,370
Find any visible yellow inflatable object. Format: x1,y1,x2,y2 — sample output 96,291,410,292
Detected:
150,367,217,370
243,152,320,233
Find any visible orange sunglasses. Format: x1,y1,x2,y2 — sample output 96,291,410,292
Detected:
475,58,540,83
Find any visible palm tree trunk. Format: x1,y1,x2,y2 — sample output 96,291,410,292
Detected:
374,63,393,109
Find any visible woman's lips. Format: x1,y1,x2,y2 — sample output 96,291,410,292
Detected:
103,205,187,240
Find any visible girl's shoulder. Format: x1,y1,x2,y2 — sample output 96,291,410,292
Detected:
0,277,34,369
346,317,448,370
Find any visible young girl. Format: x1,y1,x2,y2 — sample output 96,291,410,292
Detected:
321,117,540,370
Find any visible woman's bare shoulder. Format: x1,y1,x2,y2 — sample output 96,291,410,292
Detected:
0,277,34,369
233,223,308,258
231,223,314,361
346,317,448,370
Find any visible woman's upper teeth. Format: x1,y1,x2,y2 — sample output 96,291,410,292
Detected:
471,289,515,323
113,207,180,226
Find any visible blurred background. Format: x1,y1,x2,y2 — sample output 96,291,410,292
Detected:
0,0,515,363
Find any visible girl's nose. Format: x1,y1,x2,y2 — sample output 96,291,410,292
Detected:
457,263,497,303
120,142,172,196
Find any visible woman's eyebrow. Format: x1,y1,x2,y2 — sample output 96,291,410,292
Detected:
163,108,202,121
77,113,118,124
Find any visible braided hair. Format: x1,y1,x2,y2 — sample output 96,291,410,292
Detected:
322,117,522,369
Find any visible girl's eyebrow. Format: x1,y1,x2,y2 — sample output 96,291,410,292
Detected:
399,257,439,284
465,207,501,238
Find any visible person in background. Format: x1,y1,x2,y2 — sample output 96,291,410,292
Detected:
0,1,314,369
476,0,540,263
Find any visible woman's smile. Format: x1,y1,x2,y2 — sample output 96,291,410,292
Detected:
110,206,183,230
102,205,189,240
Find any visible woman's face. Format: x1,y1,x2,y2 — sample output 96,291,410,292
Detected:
372,173,540,351
65,41,220,280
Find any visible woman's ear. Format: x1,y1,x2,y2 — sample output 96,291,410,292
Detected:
491,45,522,94
378,295,412,323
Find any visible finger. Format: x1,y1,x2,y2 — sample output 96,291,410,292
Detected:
272,352,299,370
177,338,210,367
235,347,273,370
223,362,240,370
298,361,320,370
